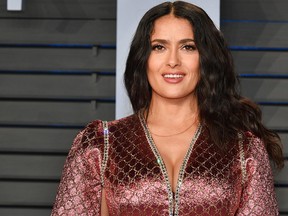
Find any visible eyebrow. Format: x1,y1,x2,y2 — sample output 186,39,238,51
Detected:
150,38,195,44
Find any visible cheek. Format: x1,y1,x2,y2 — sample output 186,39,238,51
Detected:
194,69,200,84
147,53,162,72
187,62,200,84
147,58,154,73
193,69,201,87
189,57,200,74
147,61,160,88
146,59,154,84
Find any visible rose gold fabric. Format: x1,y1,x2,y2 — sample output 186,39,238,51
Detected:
51,114,278,215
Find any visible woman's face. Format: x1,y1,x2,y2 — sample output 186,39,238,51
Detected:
147,14,200,101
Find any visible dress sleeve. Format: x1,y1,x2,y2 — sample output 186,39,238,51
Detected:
236,133,279,216
51,121,104,215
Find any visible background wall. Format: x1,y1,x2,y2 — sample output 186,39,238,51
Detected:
221,1,288,214
0,0,116,215
0,0,287,215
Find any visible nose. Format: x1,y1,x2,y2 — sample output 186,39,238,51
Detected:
167,48,180,68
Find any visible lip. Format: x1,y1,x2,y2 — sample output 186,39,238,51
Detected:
162,72,185,84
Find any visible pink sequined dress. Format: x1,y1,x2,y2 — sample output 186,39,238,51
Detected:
51,114,278,216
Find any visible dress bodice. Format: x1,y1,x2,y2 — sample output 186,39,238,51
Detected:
51,114,278,216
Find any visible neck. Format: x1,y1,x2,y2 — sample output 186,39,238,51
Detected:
145,96,199,137
147,95,199,125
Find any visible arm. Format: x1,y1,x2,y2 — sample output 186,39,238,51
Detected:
236,133,278,216
51,122,104,215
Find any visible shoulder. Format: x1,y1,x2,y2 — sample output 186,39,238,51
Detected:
108,114,139,126
106,114,141,133
240,131,270,170
241,131,266,153
70,114,140,153
69,119,105,155
73,114,139,147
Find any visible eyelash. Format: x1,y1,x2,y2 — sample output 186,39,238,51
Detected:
151,44,197,51
151,44,165,51
182,44,197,51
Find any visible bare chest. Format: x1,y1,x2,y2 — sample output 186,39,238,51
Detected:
152,135,193,192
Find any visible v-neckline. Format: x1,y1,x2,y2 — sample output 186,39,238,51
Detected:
139,114,202,216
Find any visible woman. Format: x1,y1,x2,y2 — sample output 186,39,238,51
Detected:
51,1,284,215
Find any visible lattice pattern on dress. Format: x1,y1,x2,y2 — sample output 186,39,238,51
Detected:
51,114,278,216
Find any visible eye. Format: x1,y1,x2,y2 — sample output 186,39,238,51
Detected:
182,44,197,51
151,44,165,51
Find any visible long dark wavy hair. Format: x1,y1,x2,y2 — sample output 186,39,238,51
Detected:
124,1,284,169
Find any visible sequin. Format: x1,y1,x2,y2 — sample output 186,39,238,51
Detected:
51,114,279,215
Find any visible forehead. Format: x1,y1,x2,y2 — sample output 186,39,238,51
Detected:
151,14,194,38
